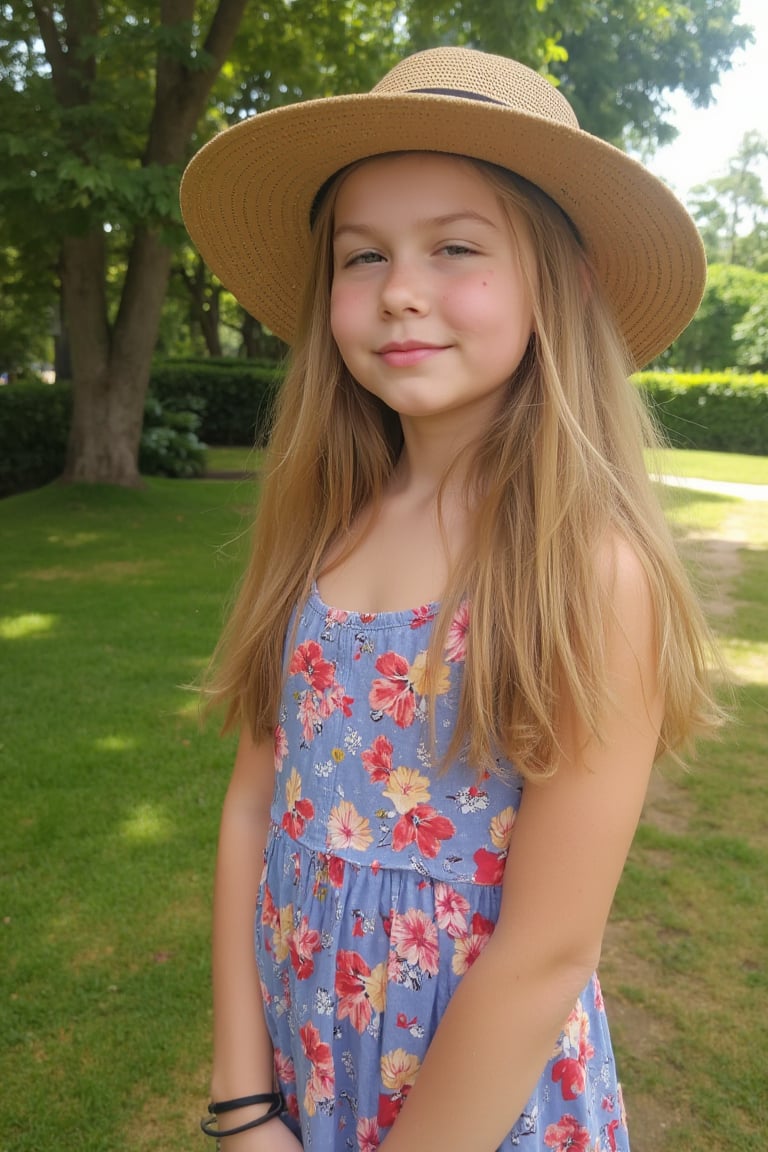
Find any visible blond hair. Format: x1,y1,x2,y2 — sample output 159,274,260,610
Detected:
205,156,722,778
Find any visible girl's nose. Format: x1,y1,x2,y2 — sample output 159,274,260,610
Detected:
379,261,430,318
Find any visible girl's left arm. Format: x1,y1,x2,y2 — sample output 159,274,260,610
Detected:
381,537,664,1152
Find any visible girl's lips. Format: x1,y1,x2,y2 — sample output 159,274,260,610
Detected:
377,345,446,368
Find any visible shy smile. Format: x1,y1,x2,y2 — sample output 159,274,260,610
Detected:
376,342,448,368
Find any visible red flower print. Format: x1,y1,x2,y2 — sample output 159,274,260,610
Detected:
274,723,288,766
553,1001,594,1100
289,639,336,691
377,1090,409,1130
273,1048,296,1085
410,604,437,629
544,1114,591,1152
451,911,495,975
390,908,440,975
299,1021,335,1117
328,854,346,888
356,1116,381,1152
281,767,315,840
369,651,416,728
297,689,324,744
445,601,469,662
392,804,456,858
472,846,507,885
434,882,470,939
260,883,279,929
320,680,354,719
552,1057,587,1101
362,735,394,783
604,1118,620,1152
288,915,322,980
335,949,387,1032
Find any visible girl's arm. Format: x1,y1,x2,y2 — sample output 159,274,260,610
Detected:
381,537,663,1152
209,727,302,1150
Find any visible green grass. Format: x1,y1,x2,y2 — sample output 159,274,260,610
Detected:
206,444,768,484
647,447,768,485
1,468,766,1151
204,444,262,473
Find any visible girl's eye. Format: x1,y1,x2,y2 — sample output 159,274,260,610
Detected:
440,243,476,257
346,250,384,266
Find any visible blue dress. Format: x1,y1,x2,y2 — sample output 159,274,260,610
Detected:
255,588,629,1151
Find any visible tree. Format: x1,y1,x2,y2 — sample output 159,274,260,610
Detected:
551,0,752,148
688,131,768,268
1,1,250,485
661,264,768,372
0,0,756,484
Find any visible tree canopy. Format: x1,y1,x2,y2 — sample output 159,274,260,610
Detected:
0,0,754,482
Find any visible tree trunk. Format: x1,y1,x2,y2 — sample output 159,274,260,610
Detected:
37,0,250,486
60,227,174,487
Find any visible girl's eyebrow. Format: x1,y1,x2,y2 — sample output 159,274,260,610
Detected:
333,210,499,241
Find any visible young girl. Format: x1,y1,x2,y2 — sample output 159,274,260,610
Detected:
181,47,721,1152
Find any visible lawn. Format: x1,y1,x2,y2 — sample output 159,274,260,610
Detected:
206,443,768,486
1,469,766,1151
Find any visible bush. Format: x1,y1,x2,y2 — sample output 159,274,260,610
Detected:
636,371,768,453
0,380,208,497
0,379,70,498
150,359,282,445
660,265,768,372
138,394,207,478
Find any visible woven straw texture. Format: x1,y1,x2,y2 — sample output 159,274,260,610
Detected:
180,47,705,368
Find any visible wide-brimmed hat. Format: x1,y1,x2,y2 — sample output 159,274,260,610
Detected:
180,46,705,368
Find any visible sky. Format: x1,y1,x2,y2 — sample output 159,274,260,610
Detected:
645,0,768,206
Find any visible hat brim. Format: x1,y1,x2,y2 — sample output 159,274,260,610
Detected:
180,92,705,368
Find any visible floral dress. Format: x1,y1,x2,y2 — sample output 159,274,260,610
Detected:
256,587,630,1152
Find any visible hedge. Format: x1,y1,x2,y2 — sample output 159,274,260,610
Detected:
0,381,206,498
150,359,281,446
635,372,768,454
2,367,766,500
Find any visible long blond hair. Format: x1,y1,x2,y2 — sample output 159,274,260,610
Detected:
204,155,722,778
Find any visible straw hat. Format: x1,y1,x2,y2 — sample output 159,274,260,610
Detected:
180,47,705,368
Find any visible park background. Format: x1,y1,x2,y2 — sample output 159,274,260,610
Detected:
1,2,767,1150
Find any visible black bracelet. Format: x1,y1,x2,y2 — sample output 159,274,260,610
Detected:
200,1091,285,1138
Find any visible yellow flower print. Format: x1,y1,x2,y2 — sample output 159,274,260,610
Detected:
409,650,450,697
364,961,388,1014
327,799,373,851
273,903,294,964
489,806,516,851
382,766,432,814
380,1048,421,1092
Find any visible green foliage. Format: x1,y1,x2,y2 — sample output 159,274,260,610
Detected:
0,381,70,498
150,358,282,445
552,0,751,147
138,395,207,479
636,371,768,454
660,265,768,372
688,131,768,270
0,379,209,496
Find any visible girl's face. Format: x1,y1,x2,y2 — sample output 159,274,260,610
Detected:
330,152,535,434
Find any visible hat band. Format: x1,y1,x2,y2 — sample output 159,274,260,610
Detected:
407,87,507,106
309,86,507,227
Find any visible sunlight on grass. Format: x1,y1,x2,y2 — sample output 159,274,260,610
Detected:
121,803,172,843
175,694,202,721
94,735,136,752
0,612,57,639
47,531,103,547
721,640,768,684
